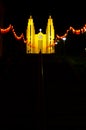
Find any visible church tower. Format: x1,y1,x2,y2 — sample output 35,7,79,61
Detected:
46,15,55,53
26,15,35,53
26,15,55,54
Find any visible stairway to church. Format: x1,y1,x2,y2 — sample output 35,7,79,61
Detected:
0,54,86,129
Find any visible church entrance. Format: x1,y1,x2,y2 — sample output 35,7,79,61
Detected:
38,32,43,53
38,39,43,53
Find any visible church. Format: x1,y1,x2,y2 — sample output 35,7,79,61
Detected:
26,15,55,54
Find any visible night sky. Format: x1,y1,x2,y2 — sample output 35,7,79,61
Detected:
1,0,86,36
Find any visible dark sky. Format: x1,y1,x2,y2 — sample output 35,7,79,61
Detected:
1,0,86,36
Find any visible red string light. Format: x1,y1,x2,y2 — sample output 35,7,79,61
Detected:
1,23,86,49
1,24,12,34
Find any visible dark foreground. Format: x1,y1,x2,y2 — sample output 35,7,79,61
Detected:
0,53,86,129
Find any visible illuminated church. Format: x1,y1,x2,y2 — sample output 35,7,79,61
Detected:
26,15,55,54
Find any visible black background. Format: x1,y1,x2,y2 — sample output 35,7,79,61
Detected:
0,0,86,129
1,0,86,35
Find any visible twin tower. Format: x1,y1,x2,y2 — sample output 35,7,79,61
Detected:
26,15,55,54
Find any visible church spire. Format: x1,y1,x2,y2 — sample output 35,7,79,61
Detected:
30,15,32,19
49,15,51,19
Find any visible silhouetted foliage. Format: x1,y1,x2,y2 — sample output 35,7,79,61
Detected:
65,30,86,56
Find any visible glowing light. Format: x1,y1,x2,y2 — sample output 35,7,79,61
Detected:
55,42,58,45
39,28,42,32
75,30,80,35
1,24,12,34
62,37,66,41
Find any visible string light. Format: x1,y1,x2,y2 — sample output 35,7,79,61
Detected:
1,24,12,34
1,23,86,49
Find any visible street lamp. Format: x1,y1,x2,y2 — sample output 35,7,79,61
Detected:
62,37,66,43
62,37,66,56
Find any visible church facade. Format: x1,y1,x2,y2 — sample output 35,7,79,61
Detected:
26,15,55,54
